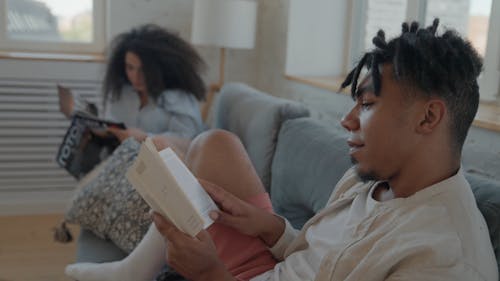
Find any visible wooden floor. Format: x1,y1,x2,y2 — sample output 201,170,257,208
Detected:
0,214,80,281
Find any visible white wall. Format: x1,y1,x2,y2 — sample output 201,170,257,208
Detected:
107,0,192,39
285,0,347,76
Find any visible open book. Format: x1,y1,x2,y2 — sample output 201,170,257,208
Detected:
126,138,219,237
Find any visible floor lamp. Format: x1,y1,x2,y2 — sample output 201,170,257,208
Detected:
191,0,258,119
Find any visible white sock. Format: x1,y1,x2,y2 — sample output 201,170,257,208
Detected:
65,224,166,281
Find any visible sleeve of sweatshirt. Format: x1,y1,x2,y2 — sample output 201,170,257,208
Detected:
268,217,299,261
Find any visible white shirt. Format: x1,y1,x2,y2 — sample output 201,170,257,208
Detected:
104,85,205,139
253,167,498,281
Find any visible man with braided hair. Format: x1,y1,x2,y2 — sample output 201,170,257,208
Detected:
66,19,497,281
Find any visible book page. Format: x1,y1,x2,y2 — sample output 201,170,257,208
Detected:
128,143,201,235
127,166,165,216
126,139,219,236
158,148,219,229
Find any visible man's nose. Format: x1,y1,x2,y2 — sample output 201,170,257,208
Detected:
341,107,359,131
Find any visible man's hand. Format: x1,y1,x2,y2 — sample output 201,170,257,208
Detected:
151,213,234,281
108,127,147,143
200,179,285,247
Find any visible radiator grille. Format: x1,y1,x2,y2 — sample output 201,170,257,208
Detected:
0,78,102,192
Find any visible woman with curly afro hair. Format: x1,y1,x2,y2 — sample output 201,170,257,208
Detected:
62,24,208,143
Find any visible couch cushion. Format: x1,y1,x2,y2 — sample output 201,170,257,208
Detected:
466,173,500,274
65,138,151,253
212,83,310,190
270,118,351,229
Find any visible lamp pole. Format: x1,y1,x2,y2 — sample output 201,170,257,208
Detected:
191,0,257,120
218,47,226,89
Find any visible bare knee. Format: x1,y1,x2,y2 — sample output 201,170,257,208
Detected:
193,129,240,146
185,129,265,198
188,129,242,158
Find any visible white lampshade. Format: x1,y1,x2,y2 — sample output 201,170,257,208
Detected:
191,0,257,49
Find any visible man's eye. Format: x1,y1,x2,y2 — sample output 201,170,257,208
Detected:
361,102,374,110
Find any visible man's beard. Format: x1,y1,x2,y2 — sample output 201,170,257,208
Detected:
351,156,379,182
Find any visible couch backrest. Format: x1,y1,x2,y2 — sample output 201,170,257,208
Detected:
210,83,310,190
466,173,500,274
270,117,351,228
271,117,500,274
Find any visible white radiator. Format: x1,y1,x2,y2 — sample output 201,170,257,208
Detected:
0,78,102,193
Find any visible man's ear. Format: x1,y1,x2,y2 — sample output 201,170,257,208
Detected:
416,99,446,134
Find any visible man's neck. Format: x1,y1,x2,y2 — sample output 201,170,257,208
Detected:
387,156,461,199
372,182,394,202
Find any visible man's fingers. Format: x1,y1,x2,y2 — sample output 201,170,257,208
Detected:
210,210,243,228
199,179,240,212
152,212,179,240
198,179,221,195
195,229,212,243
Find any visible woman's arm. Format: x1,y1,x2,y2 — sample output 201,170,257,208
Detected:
156,90,205,139
106,89,204,142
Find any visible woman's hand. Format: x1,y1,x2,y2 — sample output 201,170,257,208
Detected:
108,127,147,143
152,213,235,281
199,179,285,247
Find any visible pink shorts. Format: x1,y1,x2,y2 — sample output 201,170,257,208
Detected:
207,192,277,281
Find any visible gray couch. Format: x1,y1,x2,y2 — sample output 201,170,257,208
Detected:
76,82,500,277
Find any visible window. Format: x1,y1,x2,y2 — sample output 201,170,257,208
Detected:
0,0,106,54
348,0,499,100
286,0,499,101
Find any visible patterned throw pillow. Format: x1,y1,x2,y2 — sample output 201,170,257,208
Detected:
65,137,151,253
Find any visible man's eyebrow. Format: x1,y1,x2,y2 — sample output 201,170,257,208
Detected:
354,84,374,99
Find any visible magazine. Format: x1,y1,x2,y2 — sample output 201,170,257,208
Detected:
57,84,98,118
56,111,126,179
126,138,219,237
